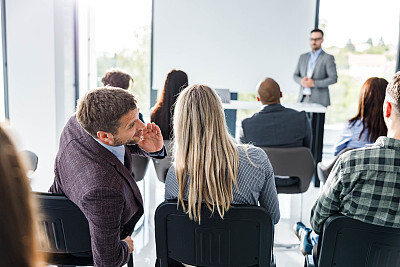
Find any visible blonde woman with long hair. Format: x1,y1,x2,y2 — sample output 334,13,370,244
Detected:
0,124,44,266
165,84,280,224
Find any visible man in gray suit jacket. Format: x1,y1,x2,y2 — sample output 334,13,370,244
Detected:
240,78,312,148
50,87,165,267
293,29,337,107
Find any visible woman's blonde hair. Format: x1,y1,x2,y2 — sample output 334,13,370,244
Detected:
0,124,44,266
172,84,239,222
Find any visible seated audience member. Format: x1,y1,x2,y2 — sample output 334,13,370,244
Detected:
239,77,312,148
295,72,400,255
0,124,44,267
50,87,165,267
165,84,280,224
333,77,388,156
151,69,188,140
102,68,145,123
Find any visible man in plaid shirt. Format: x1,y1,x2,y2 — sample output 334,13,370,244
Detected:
295,71,400,255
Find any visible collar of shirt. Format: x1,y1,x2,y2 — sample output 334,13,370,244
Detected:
375,136,400,151
261,104,269,109
93,137,126,164
310,48,323,59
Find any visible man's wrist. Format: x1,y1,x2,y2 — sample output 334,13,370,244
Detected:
147,146,165,155
122,240,129,248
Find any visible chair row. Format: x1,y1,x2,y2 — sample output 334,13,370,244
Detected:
35,193,400,267
136,144,316,196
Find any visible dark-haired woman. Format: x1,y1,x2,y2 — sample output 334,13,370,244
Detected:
151,69,188,140
333,77,388,156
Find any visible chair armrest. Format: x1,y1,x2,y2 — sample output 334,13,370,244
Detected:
305,254,315,267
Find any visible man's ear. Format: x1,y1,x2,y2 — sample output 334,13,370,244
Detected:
97,131,114,145
384,101,392,118
280,91,283,98
256,96,260,102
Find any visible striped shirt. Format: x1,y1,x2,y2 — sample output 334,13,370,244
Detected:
311,136,400,234
165,145,280,224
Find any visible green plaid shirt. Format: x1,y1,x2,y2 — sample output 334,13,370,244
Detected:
311,137,400,234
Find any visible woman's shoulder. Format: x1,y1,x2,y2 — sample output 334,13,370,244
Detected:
346,118,363,129
338,119,360,137
237,145,268,164
165,165,176,180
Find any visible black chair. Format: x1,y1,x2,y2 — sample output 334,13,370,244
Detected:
34,192,93,266
155,200,275,267
305,214,400,267
34,192,134,267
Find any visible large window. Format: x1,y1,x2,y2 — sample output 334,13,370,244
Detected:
94,0,152,117
319,0,400,124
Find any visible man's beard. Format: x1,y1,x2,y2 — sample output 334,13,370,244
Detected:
114,134,141,146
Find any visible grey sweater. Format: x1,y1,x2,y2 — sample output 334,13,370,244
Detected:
165,145,280,224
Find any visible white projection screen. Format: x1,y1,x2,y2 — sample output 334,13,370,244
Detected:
152,0,317,94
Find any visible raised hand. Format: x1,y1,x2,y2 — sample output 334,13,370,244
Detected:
138,123,164,153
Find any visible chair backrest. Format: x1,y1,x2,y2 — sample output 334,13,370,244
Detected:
155,200,274,267
317,215,400,267
152,140,173,183
317,147,355,184
131,155,150,182
260,147,314,193
34,192,92,255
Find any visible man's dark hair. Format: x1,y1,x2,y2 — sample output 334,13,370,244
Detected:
77,87,137,138
311,28,324,37
101,69,133,90
386,71,400,113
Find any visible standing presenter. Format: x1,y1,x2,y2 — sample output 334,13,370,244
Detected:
294,29,337,107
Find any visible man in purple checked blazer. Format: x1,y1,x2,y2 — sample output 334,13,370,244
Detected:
50,87,165,267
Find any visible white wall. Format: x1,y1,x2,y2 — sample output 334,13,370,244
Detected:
152,0,316,94
78,0,97,96
6,0,76,191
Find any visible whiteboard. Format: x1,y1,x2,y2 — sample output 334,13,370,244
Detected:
152,0,316,93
